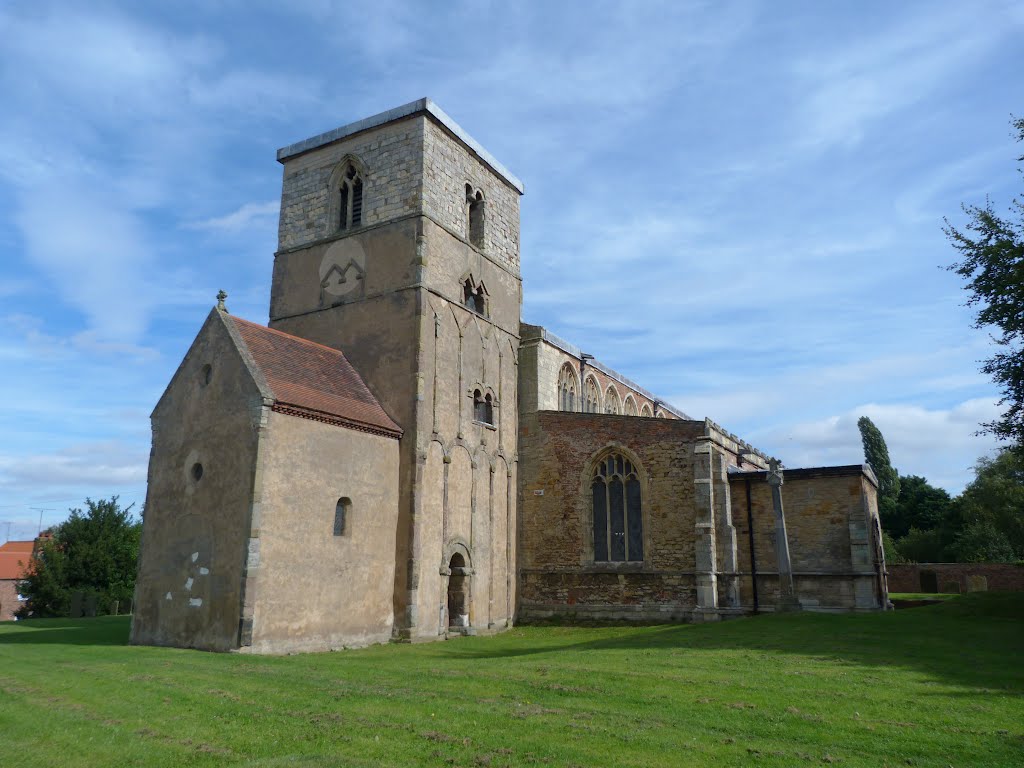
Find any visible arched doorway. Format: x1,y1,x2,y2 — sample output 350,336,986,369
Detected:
447,552,470,631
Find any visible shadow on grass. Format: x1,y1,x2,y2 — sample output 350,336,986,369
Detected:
451,592,1024,695
0,615,131,646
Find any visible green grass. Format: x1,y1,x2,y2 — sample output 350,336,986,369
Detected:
1,594,1022,767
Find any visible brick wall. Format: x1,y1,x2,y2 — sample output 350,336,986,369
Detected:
887,563,1024,593
518,411,708,621
0,579,22,621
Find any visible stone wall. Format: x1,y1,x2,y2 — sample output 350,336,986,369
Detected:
887,563,1024,593
422,119,520,273
730,467,886,611
518,325,677,418
245,412,400,653
272,106,522,642
132,311,263,651
277,118,425,252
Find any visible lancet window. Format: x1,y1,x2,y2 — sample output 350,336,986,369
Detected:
583,376,601,414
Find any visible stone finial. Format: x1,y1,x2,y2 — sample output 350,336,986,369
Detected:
767,458,784,487
216,290,228,313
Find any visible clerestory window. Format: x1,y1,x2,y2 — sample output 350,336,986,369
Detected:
592,453,643,562
558,363,578,412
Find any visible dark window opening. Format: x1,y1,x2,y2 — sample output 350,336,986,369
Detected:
191,463,204,482
334,497,352,536
338,163,363,232
463,279,485,314
592,454,643,562
473,389,494,425
447,552,469,628
468,191,485,248
199,364,212,387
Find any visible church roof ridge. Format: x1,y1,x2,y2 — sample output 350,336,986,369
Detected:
276,97,524,194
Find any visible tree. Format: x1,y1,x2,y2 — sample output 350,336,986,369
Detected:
889,474,953,539
17,497,142,618
858,416,901,530
955,448,1024,558
951,520,1016,563
944,116,1024,444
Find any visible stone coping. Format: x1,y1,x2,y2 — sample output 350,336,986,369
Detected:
520,323,692,420
276,98,525,194
728,463,879,487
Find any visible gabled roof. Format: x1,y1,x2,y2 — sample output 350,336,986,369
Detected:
227,315,402,439
0,541,34,581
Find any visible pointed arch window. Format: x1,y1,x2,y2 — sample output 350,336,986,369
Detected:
623,395,638,417
337,163,363,231
557,364,578,412
592,453,643,562
604,386,621,415
640,403,653,418
583,376,601,414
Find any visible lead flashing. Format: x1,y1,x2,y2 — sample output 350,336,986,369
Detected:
276,97,525,194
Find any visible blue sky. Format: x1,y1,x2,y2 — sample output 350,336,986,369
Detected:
1,0,1022,540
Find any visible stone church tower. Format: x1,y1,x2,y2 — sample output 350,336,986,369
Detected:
269,100,523,640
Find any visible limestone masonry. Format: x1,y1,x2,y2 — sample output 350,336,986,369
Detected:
132,99,889,653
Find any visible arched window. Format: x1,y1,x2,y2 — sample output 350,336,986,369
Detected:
592,453,643,562
473,389,494,425
484,392,494,425
583,376,601,414
656,409,667,419
337,162,363,231
467,184,485,248
557,364,579,412
640,403,653,418
604,385,621,415
334,497,352,536
623,395,638,416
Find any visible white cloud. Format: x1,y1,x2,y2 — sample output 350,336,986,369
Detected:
750,399,1004,493
187,201,280,234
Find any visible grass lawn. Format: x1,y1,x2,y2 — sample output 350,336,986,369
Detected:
1,594,1021,767
888,593,960,601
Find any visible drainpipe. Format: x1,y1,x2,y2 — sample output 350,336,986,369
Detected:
745,478,759,613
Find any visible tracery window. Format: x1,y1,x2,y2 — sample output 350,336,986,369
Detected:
640,403,653,418
623,395,638,416
583,376,601,414
604,386,621,415
557,364,578,412
338,163,364,231
592,453,643,562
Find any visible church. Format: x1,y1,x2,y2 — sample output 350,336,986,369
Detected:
131,99,889,654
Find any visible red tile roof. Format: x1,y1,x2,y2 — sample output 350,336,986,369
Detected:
229,315,402,439
0,541,33,581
